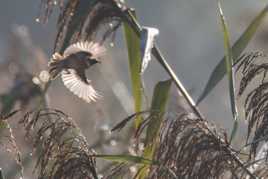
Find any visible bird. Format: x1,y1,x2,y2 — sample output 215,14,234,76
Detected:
48,41,105,103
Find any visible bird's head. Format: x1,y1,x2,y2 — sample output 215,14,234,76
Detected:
76,51,101,66
88,58,100,65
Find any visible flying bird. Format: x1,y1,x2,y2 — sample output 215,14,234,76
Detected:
48,41,105,103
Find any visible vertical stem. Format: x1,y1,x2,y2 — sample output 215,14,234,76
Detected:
151,46,204,119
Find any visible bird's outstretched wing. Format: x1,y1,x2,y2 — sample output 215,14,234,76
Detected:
61,69,101,103
63,41,105,59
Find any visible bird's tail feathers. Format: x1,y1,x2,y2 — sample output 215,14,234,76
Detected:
48,53,64,79
49,70,60,80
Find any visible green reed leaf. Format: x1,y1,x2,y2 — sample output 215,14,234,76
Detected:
197,5,268,104
123,12,143,128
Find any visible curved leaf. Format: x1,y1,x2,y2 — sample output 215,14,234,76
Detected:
145,79,172,146
136,79,172,179
218,2,239,142
197,5,268,104
111,111,150,132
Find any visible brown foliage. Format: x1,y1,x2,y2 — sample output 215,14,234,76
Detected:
149,114,240,179
20,109,98,179
236,52,268,160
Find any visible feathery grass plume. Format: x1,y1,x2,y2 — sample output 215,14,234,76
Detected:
241,142,268,179
235,51,266,96
102,163,133,179
39,0,127,53
148,114,240,179
82,0,126,42
0,111,23,178
235,52,268,159
19,109,98,179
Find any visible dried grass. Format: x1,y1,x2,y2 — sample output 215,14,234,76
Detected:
20,109,98,179
236,52,268,160
149,114,240,179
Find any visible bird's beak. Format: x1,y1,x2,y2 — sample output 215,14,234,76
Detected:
89,58,101,66
96,59,101,64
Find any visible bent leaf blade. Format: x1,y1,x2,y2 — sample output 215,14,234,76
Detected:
218,2,238,142
197,5,268,104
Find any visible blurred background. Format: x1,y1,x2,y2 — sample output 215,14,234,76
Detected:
0,0,268,178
